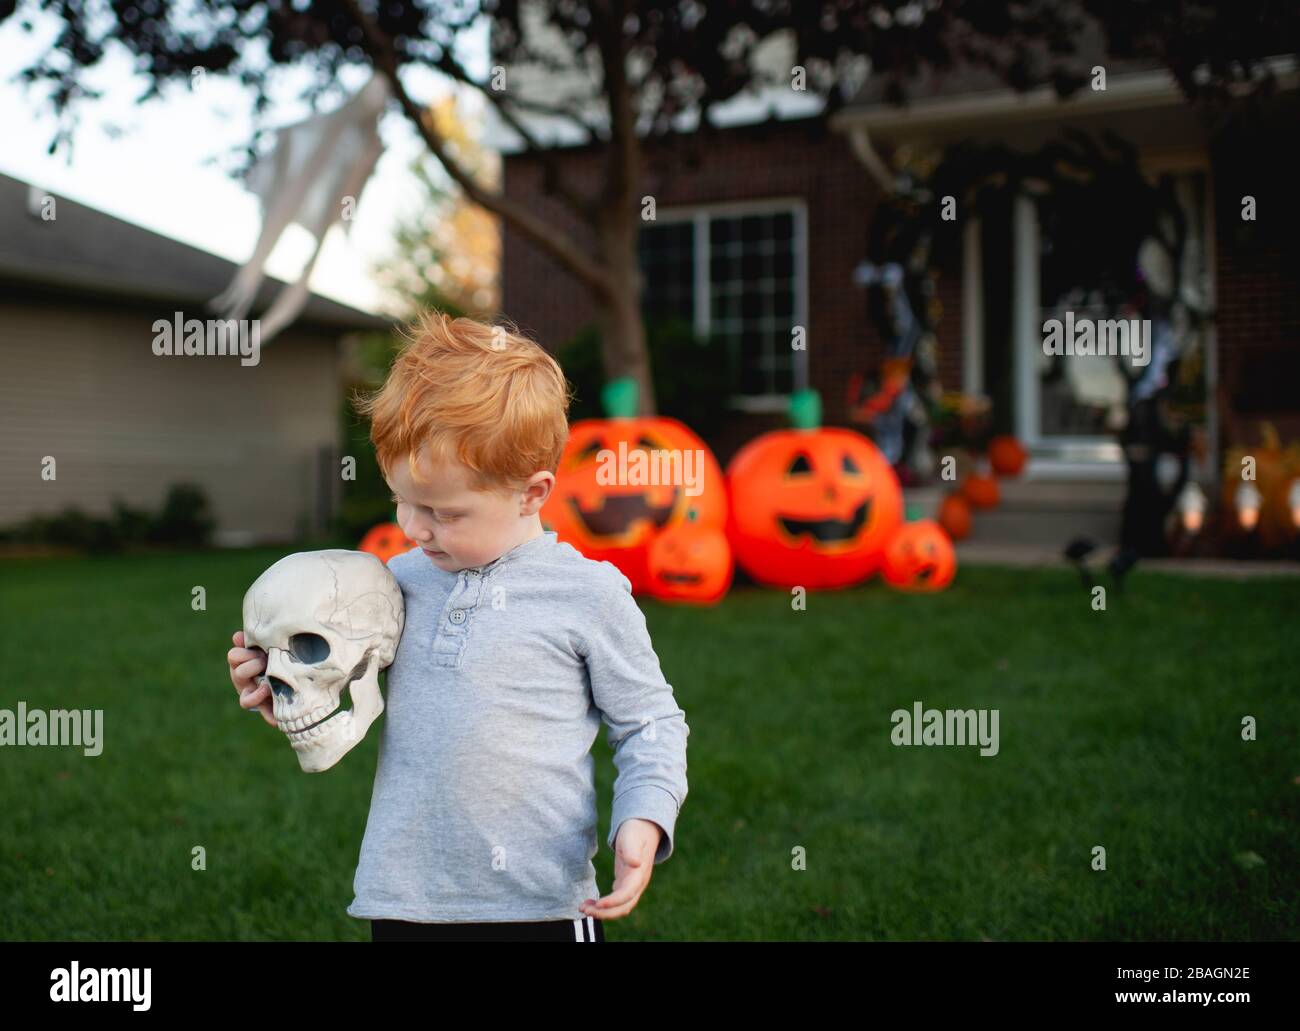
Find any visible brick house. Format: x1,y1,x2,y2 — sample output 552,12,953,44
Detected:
487,40,1299,543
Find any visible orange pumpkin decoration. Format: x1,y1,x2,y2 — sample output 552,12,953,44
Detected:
937,493,972,541
358,522,417,564
725,389,902,589
881,519,957,591
646,520,732,605
541,379,727,593
962,472,1000,509
988,435,1027,478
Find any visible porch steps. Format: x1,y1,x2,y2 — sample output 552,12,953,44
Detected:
904,479,1126,549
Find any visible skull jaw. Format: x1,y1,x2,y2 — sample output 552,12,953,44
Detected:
287,660,385,773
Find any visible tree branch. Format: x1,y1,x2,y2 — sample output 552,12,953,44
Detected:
338,0,614,302
412,36,604,221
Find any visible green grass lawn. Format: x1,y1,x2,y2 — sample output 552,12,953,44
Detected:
1,548,1296,940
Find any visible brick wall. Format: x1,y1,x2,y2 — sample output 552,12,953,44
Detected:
1215,220,1300,449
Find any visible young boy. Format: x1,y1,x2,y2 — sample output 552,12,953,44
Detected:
227,312,689,942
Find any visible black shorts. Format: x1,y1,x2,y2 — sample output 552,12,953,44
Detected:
371,916,605,942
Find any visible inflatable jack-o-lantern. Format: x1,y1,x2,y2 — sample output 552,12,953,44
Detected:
881,519,957,591
726,389,903,589
646,517,732,605
541,378,727,593
358,522,417,564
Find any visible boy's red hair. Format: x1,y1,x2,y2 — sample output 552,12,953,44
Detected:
354,310,572,494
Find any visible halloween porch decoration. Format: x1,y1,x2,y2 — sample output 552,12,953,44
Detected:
210,73,389,343
961,471,1000,510
881,519,957,591
358,522,417,564
849,200,945,483
1034,134,1209,565
726,388,903,589
988,435,1028,478
242,550,404,772
854,135,1212,566
540,378,727,593
937,493,972,541
645,516,732,605
1221,423,1300,554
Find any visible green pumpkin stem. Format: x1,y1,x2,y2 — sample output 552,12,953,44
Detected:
788,388,821,430
601,377,639,418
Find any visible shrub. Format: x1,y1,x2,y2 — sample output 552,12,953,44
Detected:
0,482,215,552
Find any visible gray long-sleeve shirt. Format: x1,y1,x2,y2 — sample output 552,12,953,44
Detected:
346,529,689,923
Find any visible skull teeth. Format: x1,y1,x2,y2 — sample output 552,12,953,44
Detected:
279,703,341,736
282,712,348,746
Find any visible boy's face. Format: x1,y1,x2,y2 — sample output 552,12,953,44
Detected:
386,450,552,573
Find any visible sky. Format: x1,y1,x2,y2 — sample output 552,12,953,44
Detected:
0,8,493,317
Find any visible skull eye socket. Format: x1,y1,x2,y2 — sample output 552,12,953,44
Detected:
290,633,331,664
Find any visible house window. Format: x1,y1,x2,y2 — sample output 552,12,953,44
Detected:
638,219,695,326
638,202,807,409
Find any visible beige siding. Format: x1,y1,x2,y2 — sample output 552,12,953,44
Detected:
0,299,346,544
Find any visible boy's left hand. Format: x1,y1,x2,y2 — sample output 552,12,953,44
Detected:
581,818,663,920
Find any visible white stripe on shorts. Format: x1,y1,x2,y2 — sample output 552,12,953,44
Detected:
572,916,597,941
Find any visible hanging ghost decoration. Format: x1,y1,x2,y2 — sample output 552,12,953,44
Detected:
242,550,405,772
209,73,390,342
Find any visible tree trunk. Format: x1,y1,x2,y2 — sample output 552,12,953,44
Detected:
593,196,656,416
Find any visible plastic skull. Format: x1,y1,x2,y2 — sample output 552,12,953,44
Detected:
242,550,404,772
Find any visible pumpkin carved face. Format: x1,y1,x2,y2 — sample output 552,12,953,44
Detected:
646,523,732,604
358,522,417,564
881,519,957,591
541,416,726,592
726,427,903,589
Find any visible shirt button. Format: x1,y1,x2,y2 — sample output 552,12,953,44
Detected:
449,608,466,625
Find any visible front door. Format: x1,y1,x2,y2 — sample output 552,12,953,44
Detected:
1008,163,1213,471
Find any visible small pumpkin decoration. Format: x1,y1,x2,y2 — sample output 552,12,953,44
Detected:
961,472,1000,509
359,522,417,564
988,435,1027,478
881,519,957,591
937,493,972,541
646,514,732,605
725,389,903,589
541,378,727,593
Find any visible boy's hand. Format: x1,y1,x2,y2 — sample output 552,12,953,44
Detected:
228,630,277,728
581,818,663,920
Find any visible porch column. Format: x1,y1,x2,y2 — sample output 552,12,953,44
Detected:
1012,194,1039,447
961,217,983,394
